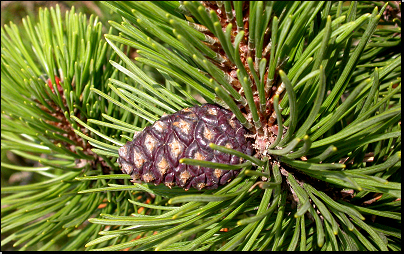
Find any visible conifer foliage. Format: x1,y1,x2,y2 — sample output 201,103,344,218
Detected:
1,1,401,251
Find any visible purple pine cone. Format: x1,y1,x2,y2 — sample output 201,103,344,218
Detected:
117,104,253,190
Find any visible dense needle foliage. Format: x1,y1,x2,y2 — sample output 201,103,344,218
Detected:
1,1,401,251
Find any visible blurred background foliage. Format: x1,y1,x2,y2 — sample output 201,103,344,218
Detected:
1,1,116,28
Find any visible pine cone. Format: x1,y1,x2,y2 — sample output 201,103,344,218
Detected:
117,104,253,190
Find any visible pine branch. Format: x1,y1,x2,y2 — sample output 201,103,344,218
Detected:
1,1,401,251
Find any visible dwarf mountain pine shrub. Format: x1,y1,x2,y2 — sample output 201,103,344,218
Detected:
1,1,401,251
